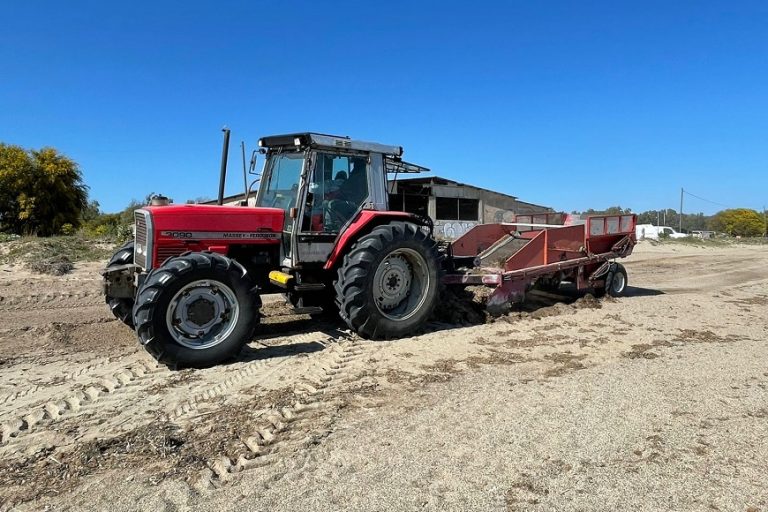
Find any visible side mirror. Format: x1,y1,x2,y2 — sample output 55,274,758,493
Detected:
248,151,259,175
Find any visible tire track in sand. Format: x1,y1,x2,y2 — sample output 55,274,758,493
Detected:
0,291,103,311
0,357,116,407
162,330,340,422
0,359,164,449
201,339,367,486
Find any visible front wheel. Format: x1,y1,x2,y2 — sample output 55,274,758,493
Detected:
133,252,260,368
105,240,136,327
335,221,441,339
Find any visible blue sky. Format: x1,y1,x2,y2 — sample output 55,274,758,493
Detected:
1,1,766,214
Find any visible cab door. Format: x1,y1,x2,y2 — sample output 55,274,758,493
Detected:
294,151,370,264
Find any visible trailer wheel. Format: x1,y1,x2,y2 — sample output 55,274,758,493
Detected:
606,263,628,296
105,240,135,327
133,252,260,368
335,221,441,339
594,263,628,298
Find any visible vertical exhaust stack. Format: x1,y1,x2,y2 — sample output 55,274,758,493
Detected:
218,127,231,206
241,141,249,205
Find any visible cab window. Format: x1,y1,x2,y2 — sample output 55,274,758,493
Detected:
303,153,368,233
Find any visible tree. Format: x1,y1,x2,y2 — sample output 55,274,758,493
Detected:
579,206,633,215
572,206,633,216
0,144,88,235
709,208,764,237
81,200,102,223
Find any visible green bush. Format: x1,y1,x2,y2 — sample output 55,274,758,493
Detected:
0,233,21,243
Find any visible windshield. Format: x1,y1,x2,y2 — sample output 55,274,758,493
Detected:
257,151,305,231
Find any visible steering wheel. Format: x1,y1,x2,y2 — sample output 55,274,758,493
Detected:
324,200,359,230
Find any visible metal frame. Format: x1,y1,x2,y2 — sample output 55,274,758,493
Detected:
384,156,430,174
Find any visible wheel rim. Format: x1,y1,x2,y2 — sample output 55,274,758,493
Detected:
165,280,240,350
373,248,430,321
611,272,626,294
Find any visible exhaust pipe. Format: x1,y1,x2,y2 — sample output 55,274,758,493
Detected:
218,127,231,206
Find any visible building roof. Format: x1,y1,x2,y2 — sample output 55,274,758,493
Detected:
392,176,519,200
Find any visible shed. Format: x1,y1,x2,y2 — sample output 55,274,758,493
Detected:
388,176,553,239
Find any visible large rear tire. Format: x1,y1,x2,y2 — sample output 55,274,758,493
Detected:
133,252,260,368
105,240,135,327
335,221,441,339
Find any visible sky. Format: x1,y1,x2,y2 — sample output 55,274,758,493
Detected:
1,1,766,215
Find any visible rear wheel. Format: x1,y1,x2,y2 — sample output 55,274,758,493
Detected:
133,252,260,368
335,221,441,339
105,240,135,327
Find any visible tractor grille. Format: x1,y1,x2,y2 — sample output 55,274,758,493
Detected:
156,242,187,264
134,211,149,268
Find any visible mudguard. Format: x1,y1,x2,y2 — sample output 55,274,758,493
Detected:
323,210,431,270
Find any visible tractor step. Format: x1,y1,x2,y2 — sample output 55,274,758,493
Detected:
294,282,326,292
291,306,324,315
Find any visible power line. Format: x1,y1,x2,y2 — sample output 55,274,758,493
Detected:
682,189,731,209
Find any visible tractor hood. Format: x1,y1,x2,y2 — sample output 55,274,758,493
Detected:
143,204,285,238
133,204,285,269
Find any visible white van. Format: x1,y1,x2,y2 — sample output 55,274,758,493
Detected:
636,224,688,240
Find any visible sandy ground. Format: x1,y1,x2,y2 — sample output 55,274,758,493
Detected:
0,241,766,511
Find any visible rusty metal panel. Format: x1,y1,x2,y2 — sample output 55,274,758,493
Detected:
451,224,511,257
545,225,585,264
505,230,546,270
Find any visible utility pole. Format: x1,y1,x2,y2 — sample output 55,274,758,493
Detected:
656,210,660,225
679,187,684,232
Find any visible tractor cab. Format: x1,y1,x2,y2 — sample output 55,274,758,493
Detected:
254,133,428,268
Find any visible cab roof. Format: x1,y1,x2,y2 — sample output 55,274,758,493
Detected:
258,132,403,157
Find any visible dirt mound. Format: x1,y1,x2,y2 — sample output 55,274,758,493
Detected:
0,422,191,506
498,293,602,323
432,287,489,325
434,287,606,327
572,293,602,309
28,255,74,275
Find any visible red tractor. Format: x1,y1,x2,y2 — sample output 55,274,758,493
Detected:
103,133,442,367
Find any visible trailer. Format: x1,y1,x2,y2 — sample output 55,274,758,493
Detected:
443,213,636,312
